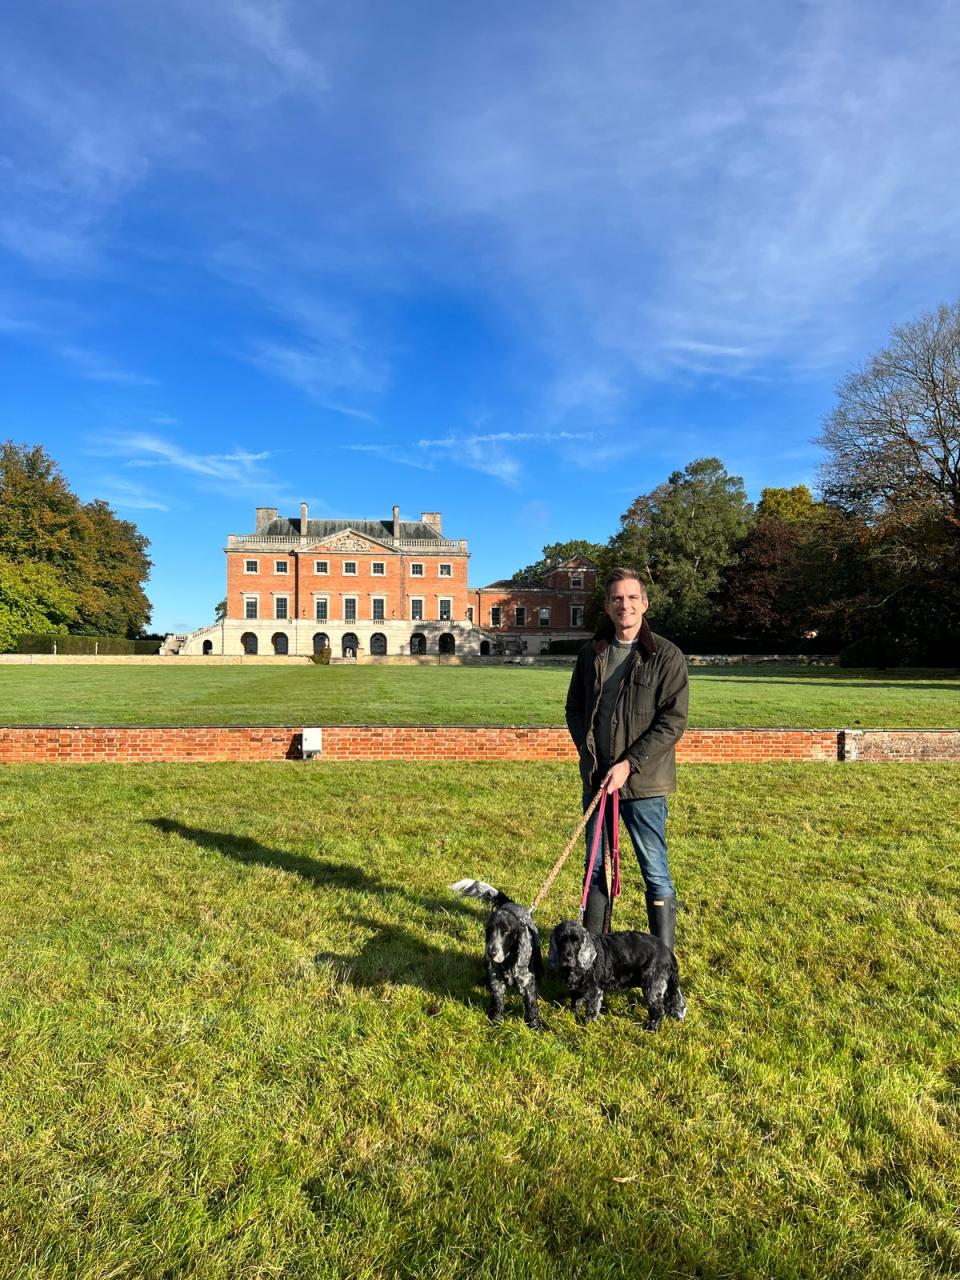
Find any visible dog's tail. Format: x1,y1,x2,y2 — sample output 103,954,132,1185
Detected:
449,878,511,908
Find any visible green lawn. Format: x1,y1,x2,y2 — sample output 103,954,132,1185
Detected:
1,662,959,727
1,761,959,1278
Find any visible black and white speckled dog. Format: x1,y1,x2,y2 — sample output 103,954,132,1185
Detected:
548,919,686,1032
450,879,544,1029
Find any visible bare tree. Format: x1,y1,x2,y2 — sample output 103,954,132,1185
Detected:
818,302,960,531
817,304,960,660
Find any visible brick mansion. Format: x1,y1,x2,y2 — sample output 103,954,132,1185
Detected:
169,504,596,657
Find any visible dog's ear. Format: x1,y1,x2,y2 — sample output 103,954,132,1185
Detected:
531,931,544,978
577,930,597,970
547,928,559,967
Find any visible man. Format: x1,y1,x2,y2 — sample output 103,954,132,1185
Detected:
565,567,689,949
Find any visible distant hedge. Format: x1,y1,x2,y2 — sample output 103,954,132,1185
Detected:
549,632,839,657
548,639,585,655
15,634,162,655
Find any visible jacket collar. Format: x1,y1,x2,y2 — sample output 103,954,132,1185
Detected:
636,618,657,657
592,616,657,658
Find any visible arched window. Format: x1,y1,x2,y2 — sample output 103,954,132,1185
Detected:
410,632,426,655
202,640,213,655
342,632,359,657
241,632,258,655
439,633,456,655
272,632,289,655
370,632,387,656
313,632,330,654
480,640,491,656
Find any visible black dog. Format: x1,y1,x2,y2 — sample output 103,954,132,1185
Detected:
548,919,686,1032
450,879,544,1029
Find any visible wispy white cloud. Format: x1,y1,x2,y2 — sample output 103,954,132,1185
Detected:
4,0,960,457
91,432,333,520
415,432,591,447
348,430,594,486
246,339,383,418
0,294,156,384
59,345,156,386
228,0,328,91
94,475,170,511
386,0,960,382
96,433,276,490
208,242,389,413
0,0,330,269
0,304,46,338
347,444,435,472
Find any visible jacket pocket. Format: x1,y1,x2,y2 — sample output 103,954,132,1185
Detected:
631,660,657,689
627,665,660,696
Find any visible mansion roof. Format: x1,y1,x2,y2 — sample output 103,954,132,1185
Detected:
260,517,447,542
227,507,469,553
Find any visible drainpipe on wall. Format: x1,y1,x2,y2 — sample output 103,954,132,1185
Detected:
399,553,406,650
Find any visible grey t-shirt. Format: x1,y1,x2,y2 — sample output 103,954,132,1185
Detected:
595,638,635,770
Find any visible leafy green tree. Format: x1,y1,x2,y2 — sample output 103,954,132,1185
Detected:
757,485,819,525
0,441,79,569
511,539,604,583
720,503,874,651
0,557,79,651
0,441,152,638
76,500,152,637
609,458,754,636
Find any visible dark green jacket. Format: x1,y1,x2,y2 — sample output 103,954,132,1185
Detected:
564,619,689,798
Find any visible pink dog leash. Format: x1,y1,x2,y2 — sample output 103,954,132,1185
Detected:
578,786,621,925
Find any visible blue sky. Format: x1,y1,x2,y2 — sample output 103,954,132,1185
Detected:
2,0,959,633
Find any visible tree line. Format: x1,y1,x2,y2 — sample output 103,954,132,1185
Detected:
0,441,152,651
516,303,960,664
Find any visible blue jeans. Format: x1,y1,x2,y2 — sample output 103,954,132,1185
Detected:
583,790,674,900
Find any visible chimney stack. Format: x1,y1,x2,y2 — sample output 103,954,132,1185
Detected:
392,504,400,539
255,506,278,532
421,511,442,534
300,502,309,533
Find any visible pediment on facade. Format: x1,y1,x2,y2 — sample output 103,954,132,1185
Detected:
307,528,396,555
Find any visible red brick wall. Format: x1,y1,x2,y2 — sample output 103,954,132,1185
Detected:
678,730,838,762
3,726,958,766
0,725,835,765
0,727,301,764
474,587,590,631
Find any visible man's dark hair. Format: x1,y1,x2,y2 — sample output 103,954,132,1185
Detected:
604,567,649,600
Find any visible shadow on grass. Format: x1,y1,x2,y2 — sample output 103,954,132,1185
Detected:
313,913,578,1021
147,816,468,917
146,816,495,1007
313,914,484,1002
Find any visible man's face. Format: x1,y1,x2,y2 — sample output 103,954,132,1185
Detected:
604,578,648,636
